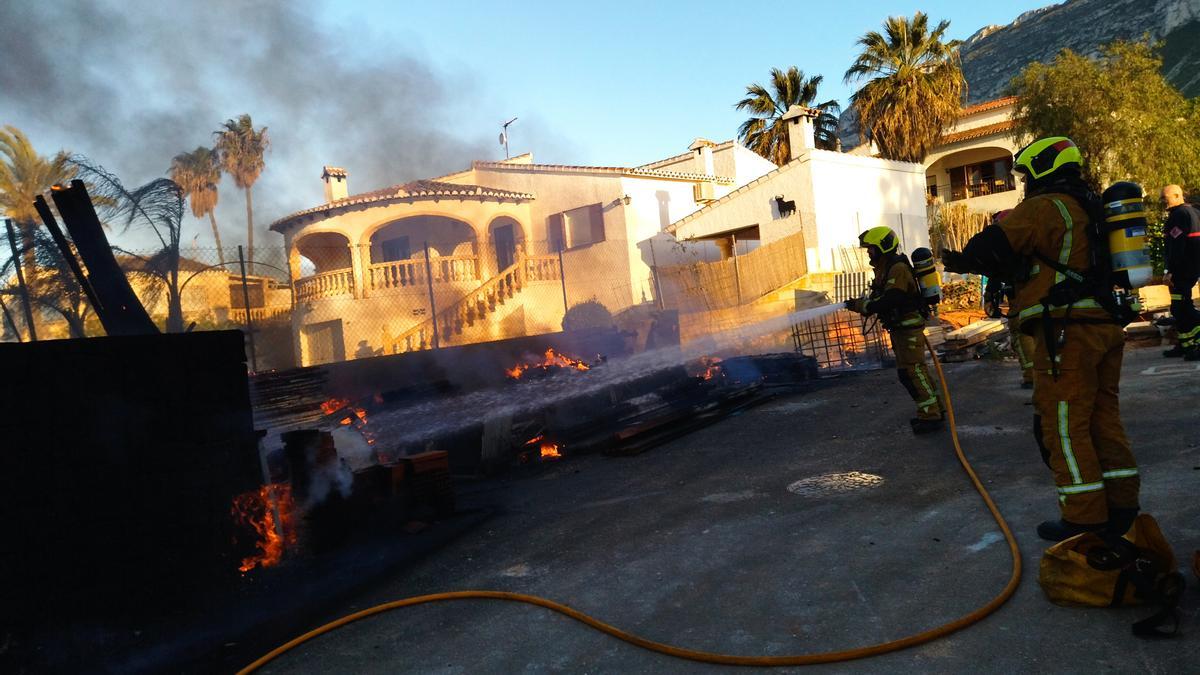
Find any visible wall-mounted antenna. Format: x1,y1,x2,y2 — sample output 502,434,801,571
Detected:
499,117,518,159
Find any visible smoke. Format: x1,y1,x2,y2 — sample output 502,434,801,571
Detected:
0,0,570,251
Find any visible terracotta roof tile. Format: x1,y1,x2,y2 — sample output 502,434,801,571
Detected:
637,140,736,170
936,120,1016,147
269,180,535,232
471,160,735,185
959,96,1017,117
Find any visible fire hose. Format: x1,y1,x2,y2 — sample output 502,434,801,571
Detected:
239,337,1021,672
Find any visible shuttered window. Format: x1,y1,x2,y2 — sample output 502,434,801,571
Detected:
561,203,605,249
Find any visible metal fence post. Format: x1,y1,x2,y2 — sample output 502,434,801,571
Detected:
648,239,664,310
424,241,439,349
4,218,37,341
238,245,259,372
731,233,742,305
557,245,568,315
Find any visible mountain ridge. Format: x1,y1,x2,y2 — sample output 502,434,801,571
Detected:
838,0,1200,147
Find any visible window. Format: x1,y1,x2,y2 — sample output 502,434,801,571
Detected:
555,203,605,249
380,236,411,262
946,156,1015,201
548,213,565,252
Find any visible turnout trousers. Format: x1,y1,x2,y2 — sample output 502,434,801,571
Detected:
1007,316,1036,385
1169,276,1200,351
890,327,943,421
1032,322,1140,525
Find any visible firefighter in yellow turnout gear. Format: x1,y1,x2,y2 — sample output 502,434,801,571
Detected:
943,137,1140,542
845,227,945,435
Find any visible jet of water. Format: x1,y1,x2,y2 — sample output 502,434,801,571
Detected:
366,303,845,449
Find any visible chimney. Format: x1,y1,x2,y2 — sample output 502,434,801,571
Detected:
322,166,348,202
689,138,715,176
781,105,818,160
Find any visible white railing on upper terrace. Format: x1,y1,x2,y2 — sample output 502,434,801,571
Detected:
367,254,479,291
295,269,354,302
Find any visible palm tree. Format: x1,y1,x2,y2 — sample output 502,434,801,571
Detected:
0,126,74,285
0,228,94,338
843,12,966,163
214,114,269,268
170,146,225,265
736,67,841,164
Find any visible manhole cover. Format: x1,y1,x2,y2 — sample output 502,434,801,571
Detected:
787,471,884,496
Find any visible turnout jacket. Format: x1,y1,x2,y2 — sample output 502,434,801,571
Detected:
848,255,924,329
960,193,1110,333
1164,203,1200,281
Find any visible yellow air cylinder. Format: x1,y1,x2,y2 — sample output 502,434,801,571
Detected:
1101,181,1153,289
911,247,941,304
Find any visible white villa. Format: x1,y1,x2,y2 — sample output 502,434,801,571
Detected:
848,96,1022,215
923,96,1021,214
270,141,778,365
270,108,932,366
669,106,931,271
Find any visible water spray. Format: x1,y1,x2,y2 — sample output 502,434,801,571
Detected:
368,302,845,448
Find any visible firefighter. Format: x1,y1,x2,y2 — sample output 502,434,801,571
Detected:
1159,184,1200,360
845,226,944,434
942,137,1140,542
982,209,1036,389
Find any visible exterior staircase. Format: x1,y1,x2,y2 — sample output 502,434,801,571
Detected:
391,248,562,353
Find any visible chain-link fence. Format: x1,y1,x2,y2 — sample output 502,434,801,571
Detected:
2,209,923,373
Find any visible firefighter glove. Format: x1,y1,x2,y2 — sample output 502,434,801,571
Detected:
941,249,967,274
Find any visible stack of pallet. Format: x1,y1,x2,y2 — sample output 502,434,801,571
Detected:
923,324,948,348
939,319,1007,361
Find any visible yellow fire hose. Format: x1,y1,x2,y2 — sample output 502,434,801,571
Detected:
239,338,1021,672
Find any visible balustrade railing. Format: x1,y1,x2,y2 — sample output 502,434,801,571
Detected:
295,269,354,302
231,305,292,323
524,254,562,282
392,251,562,353
367,255,479,291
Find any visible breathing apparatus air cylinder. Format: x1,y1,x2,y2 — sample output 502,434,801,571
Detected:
911,247,941,307
1101,181,1153,289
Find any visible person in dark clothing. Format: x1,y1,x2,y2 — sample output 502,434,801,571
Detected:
1160,184,1200,360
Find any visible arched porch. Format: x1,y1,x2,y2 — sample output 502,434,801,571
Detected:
292,231,355,302
363,215,481,292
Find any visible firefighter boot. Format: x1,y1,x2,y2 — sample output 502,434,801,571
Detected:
909,417,944,435
1107,507,1140,536
1162,344,1184,358
1037,519,1107,542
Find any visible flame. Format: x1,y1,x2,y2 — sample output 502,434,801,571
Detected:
321,397,374,443
699,356,723,380
231,483,298,574
524,434,562,461
506,348,591,379
320,397,349,415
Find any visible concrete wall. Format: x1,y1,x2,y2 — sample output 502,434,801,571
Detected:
807,150,930,265
668,162,804,244
672,150,928,272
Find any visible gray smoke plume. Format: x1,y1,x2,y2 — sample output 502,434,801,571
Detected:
0,0,570,251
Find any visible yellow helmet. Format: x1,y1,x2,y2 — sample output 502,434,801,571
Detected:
1014,137,1083,181
858,226,898,254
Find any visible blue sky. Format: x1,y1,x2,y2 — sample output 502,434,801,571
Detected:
321,0,1052,167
